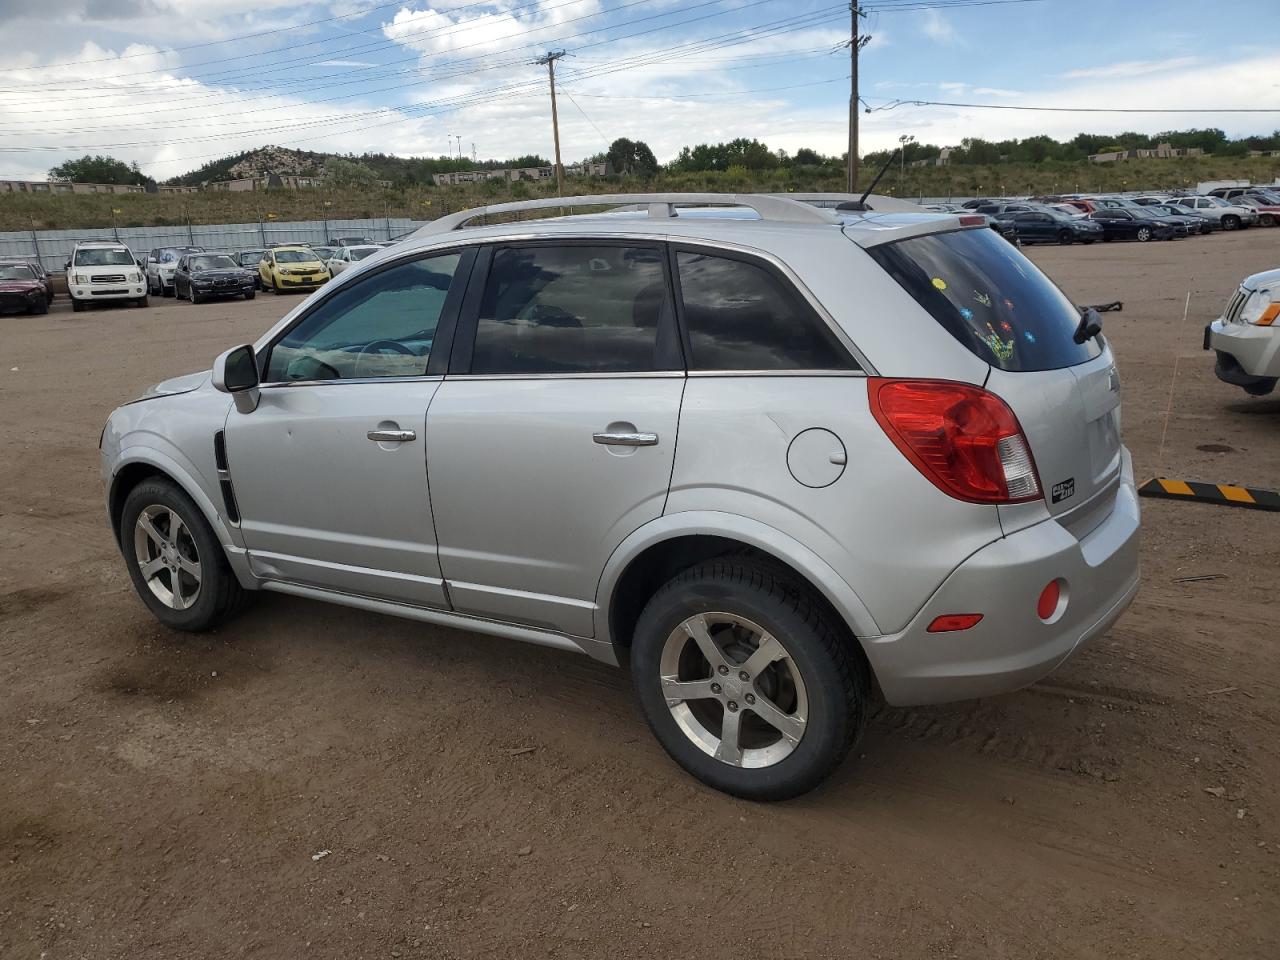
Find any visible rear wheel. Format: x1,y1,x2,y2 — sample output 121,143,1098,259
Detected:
120,479,248,631
632,557,869,800
1136,227,1152,242
1222,215,1241,231
1057,229,1074,245
1261,214,1275,227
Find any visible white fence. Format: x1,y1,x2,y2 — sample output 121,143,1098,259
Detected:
0,217,430,274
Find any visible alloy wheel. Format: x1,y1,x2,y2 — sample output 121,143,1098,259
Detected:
132,504,202,610
659,612,808,769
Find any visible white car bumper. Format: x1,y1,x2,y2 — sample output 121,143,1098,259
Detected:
72,284,146,301
1206,318,1280,394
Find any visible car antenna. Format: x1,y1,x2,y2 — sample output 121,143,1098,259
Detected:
837,147,901,212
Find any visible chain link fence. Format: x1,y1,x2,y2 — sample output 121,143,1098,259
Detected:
0,217,430,274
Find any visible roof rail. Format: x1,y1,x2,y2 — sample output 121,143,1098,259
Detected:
415,192,841,235
771,192,927,213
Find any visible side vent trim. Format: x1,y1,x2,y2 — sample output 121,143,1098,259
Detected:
213,430,241,524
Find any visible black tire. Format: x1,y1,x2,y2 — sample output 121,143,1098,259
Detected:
119,478,249,632
71,296,86,312
1057,229,1074,245
189,285,203,305
30,298,49,315
244,290,256,300
1136,227,1152,242
1102,235,1112,242
134,295,149,308
1222,215,1240,231
631,557,870,801
1260,214,1274,227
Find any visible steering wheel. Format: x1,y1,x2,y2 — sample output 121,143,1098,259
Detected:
353,339,416,378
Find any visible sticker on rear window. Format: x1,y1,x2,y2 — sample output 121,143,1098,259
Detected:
1052,478,1076,504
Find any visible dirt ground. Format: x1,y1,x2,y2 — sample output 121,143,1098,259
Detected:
1,231,1277,959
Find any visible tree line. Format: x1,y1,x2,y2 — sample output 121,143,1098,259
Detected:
42,127,1280,188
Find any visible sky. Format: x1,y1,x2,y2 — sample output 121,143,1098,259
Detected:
1,0,1279,182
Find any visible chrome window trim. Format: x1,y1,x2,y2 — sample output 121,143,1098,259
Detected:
260,374,444,389
687,369,867,378
446,371,686,382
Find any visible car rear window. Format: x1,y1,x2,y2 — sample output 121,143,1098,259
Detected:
866,227,1103,372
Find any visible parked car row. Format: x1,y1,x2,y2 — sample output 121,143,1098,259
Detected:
927,189,1271,246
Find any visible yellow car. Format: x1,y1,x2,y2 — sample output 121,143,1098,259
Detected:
259,246,330,293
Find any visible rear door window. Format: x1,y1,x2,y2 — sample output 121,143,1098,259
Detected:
674,251,855,371
866,226,1102,372
468,244,678,375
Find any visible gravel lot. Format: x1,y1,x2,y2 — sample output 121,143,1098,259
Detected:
2,232,1277,959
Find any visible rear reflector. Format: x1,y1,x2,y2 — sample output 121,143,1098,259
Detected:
868,379,1043,504
928,613,984,633
1037,580,1061,620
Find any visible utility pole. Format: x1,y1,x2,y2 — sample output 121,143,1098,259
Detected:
846,6,871,193
535,50,567,196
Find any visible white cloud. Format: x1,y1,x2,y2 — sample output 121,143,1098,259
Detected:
917,10,958,45
1061,57,1200,80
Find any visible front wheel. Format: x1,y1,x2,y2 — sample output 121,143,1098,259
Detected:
1136,227,1152,242
1057,229,1074,245
1222,215,1241,231
1260,214,1274,227
71,297,86,312
632,558,869,801
244,290,256,300
134,295,149,308
120,479,248,631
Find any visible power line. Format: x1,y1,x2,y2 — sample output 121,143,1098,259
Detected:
0,5,848,161
870,99,1280,113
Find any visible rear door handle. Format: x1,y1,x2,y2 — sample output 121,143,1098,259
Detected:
367,429,416,443
593,431,658,447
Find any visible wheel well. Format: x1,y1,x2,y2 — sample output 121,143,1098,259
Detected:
608,536,867,667
108,463,169,544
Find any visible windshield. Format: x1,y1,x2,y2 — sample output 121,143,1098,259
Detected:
0,264,36,280
275,250,321,264
349,247,378,261
159,247,201,263
190,255,239,270
239,251,264,265
74,248,134,266
866,226,1103,372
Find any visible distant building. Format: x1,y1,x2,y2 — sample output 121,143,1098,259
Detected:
1248,149,1280,158
204,174,390,191
432,161,609,187
909,147,953,168
0,179,149,195
1089,143,1205,163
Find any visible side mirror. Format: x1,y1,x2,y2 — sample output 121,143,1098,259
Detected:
212,344,260,414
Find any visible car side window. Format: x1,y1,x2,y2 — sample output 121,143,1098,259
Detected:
675,250,855,372
265,253,462,382
469,244,677,375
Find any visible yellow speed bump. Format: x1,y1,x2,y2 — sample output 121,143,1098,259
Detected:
1138,478,1280,512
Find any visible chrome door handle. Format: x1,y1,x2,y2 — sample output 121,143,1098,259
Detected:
593,431,658,447
367,429,416,442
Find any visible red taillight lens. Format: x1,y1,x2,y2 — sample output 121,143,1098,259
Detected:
868,378,1042,504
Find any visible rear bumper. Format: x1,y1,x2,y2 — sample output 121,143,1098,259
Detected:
865,448,1141,706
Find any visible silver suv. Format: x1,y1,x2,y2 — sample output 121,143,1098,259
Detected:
100,193,1141,799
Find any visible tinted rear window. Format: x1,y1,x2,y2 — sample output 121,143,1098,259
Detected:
867,227,1102,372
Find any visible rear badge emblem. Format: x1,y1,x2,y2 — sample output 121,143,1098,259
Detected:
1052,478,1076,504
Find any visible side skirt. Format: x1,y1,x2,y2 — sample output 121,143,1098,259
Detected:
259,580,621,666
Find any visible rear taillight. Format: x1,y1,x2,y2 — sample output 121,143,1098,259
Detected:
868,378,1043,504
